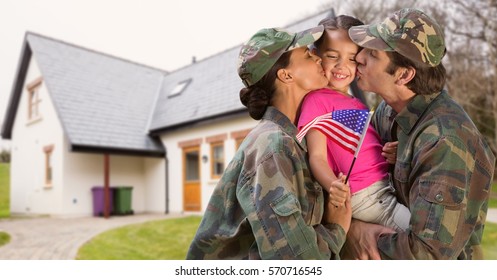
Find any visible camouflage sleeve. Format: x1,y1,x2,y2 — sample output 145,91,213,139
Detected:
377,135,494,259
237,151,346,260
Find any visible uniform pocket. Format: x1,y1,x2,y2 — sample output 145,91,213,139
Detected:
270,193,310,256
412,179,465,244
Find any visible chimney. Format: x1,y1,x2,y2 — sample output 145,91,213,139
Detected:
192,56,196,64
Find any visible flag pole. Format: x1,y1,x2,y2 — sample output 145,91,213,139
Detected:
344,108,374,184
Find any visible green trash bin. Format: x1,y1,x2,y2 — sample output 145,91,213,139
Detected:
113,186,134,215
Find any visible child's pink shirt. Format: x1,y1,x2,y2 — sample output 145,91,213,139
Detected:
297,88,389,194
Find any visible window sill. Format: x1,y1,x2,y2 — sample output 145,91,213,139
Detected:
26,116,43,126
207,179,220,185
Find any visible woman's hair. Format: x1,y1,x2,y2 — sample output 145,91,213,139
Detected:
385,52,446,95
314,15,364,49
239,51,292,120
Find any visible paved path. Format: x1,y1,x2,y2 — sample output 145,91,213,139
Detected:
0,213,185,260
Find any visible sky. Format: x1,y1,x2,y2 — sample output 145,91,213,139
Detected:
0,0,329,148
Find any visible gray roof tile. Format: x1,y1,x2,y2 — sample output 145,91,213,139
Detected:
149,9,332,131
27,33,166,155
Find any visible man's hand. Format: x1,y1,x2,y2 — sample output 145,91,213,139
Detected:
341,219,395,260
382,141,398,164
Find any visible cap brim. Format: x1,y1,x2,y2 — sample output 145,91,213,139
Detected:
349,24,394,51
287,25,324,51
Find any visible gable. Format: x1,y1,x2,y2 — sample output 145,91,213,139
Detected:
2,33,167,157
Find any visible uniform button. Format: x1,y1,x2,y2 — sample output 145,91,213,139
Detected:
435,193,444,202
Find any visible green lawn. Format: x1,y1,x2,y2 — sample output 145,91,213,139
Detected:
489,181,497,208
76,215,202,260
0,163,9,218
76,215,497,260
483,222,497,260
0,231,10,247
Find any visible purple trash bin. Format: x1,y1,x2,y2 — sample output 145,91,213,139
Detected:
91,186,114,216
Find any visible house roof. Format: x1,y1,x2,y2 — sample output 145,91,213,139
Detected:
1,9,334,156
1,33,167,157
149,9,334,133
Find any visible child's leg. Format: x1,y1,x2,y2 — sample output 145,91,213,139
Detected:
351,180,411,231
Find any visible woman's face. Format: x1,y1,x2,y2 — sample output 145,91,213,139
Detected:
285,46,328,93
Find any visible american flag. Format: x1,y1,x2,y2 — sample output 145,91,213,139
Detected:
297,109,373,155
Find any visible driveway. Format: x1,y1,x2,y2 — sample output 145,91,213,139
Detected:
0,213,184,260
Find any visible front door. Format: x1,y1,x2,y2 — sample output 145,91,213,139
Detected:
183,146,201,211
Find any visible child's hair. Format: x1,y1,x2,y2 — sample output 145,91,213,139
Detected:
314,15,364,49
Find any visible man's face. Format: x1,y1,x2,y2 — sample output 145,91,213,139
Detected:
354,48,396,95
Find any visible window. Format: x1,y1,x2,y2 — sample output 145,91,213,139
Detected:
231,129,252,150
206,134,227,179
169,79,192,97
27,77,43,121
210,142,224,178
43,144,54,187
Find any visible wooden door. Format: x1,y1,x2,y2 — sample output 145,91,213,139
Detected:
183,146,201,211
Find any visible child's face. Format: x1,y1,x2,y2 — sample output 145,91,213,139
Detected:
316,29,359,94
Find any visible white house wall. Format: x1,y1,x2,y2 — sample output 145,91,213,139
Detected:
160,114,257,213
144,157,166,213
62,146,159,217
10,58,65,216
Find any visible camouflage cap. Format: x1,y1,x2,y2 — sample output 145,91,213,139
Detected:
238,26,324,87
348,8,445,67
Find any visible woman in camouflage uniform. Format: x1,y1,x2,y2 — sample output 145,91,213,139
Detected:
187,26,352,259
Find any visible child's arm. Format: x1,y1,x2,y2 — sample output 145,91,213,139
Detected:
306,129,350,207
381,141,398,164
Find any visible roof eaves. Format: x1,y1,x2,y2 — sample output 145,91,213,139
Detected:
1,34,32,140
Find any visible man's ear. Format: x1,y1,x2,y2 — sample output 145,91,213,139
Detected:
395,66,415,85
276,68,292,84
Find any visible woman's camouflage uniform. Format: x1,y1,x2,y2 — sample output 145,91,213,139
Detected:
187,107,346,259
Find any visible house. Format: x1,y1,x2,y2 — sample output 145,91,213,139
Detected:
1,9,334,217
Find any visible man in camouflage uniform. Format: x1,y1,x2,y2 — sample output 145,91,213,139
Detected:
187,27,350,259
343,8,496,259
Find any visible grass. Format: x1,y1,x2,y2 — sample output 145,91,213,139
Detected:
0,163,9,218
489,181,497,208
76,215,202,260
0,231,11,247
483,222,497,260
76,216,497,260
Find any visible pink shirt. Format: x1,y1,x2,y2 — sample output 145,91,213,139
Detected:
298,88,389,194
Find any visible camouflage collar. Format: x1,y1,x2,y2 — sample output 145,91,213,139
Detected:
262,106,306,151
394,90,445,135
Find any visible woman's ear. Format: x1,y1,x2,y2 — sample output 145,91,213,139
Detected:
276,68,293,84
395,66,415,85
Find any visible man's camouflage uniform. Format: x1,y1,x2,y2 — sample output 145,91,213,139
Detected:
372,90,496,259
187,107,346,259
349,8,496,260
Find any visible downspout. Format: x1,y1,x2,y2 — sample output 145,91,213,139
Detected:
165,149,169,214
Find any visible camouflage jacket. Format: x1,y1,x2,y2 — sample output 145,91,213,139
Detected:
186,107,346,260
372,90,496,259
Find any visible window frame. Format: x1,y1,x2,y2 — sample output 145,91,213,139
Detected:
26,77,43,122
210,141,224,179
43,144,54,188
